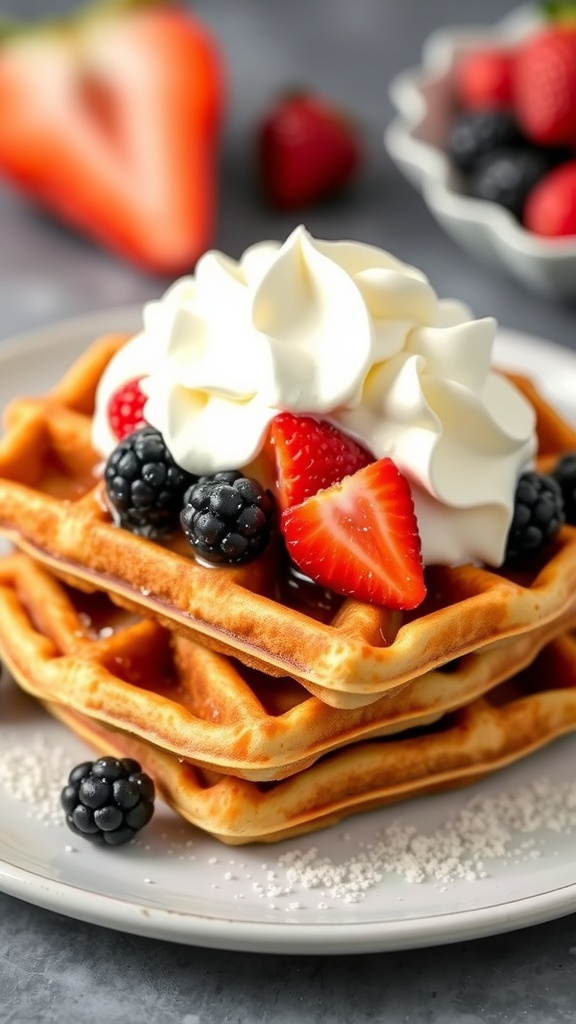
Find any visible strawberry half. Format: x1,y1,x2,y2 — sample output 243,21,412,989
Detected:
107,376,148,440
281,458,426,610
0,3,224,274
268,413,372,512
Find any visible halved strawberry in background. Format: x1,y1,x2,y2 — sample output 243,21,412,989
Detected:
281,458,425,610
0,0,225,274
268,413,373,512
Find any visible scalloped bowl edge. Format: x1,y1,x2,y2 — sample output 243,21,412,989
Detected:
384,5,576,298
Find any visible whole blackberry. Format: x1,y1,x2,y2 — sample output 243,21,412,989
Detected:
449,110,524,173
61,756,155,846
504,471,565,562
551,453,576,525
104,426,197,538
468,147,550,219
181,470,275,565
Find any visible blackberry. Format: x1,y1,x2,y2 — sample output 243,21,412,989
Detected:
504,471,565,562
551,453,576,525
180,470,275,565
104,426,196,538
61,756,155,846
449,110,524,173
467,147,550,219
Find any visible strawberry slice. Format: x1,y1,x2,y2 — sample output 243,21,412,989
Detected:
269,413,372,512
107,376,148,440
0,3,224,274
281,458,426,610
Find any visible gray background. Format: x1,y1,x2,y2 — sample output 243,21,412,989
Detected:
1,1,576,1021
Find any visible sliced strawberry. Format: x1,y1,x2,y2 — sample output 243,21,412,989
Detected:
107,376,148,440
281,458,425,610
268,413,372,512
0,5,224,273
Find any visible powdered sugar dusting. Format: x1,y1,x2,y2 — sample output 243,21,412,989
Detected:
2,726,576,912
0,732,71,826
274,777,576,901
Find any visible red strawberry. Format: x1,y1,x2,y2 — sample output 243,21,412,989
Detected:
107,377,148,440
269,413,372,512
257,93,361,208
513,27,576,145
455,48,516,110
524,159,576,236
281,458,425,610
0,2,224,274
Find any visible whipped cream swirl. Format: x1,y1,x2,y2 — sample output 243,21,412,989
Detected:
92,225,537,567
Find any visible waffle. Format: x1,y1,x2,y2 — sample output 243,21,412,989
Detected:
1,334,576,708
1,553,574,782
45,632,576,843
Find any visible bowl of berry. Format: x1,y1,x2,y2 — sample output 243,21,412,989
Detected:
384,3,576,299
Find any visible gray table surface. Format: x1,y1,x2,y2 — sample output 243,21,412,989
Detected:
2,1,576,1021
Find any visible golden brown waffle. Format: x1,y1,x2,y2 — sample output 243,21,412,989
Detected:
46,632,576,844
0,553,573,783
1,335,576,708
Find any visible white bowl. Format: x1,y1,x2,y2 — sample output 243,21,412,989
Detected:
384,5,576,299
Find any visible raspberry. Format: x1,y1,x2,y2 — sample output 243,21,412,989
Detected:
60,756,155,846
107,377,148,441
180,470,275,564
504,471,564,562
104,426,197,538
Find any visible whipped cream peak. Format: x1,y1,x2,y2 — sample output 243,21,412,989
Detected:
92,225,537,568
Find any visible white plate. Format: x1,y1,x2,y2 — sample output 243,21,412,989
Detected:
3,309,576,955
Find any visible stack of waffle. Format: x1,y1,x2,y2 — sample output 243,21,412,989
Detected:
1,335,576,843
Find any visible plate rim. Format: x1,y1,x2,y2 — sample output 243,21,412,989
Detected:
0,304,144,357
4,857,576,955
3,308,576,954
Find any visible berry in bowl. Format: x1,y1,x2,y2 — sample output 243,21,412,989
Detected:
384,4,576,298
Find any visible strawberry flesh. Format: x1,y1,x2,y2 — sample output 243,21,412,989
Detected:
269,413,372,511
0,6,224,273
281,458,426,610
